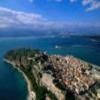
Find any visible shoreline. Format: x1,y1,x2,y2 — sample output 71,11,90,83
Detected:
4,55,100,100
4,59,36,100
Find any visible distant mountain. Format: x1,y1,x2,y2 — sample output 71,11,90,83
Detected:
0,28,100,38
0,27,63,37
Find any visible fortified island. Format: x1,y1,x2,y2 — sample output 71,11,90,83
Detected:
4,48,100,100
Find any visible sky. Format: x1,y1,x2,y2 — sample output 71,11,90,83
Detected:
0,0,100,31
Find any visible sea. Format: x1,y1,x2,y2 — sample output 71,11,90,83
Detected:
0,36,100,100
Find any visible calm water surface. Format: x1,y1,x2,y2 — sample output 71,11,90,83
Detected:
0,36,100,100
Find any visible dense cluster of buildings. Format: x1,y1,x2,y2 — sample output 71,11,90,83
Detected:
49,55,95,95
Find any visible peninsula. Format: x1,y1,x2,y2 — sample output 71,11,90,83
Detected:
4,48,100,100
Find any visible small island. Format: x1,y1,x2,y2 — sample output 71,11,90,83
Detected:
4,48,100,100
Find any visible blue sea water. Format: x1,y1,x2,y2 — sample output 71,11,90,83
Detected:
0,36,100,100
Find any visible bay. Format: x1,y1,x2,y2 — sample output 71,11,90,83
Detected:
0,36,100,100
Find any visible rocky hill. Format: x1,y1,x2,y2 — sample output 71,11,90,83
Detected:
4,48,100,100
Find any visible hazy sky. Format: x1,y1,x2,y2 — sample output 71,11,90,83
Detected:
0,0,100,29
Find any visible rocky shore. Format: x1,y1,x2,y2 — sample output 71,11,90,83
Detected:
4,48,100,100
4,59,36,100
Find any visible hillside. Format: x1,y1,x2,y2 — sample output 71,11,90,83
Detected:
4,48,100,100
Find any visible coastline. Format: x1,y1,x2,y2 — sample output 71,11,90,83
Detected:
3,59,36,100
4,54,100,100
